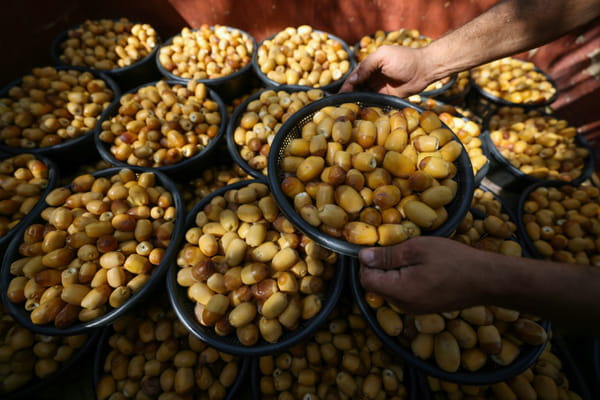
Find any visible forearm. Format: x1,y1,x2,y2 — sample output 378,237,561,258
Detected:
423,0,600,82
483,252,600,332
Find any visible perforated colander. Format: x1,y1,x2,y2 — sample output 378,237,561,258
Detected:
267,92,475,257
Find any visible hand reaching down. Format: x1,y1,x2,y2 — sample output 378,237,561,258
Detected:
339,45,433,97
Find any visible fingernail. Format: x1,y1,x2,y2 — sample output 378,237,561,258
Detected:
347,73,357,83
359,248,376,267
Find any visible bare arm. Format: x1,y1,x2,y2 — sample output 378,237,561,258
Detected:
359,236,600,333
485,246,600,332
424,0,600,81
340,0,600,96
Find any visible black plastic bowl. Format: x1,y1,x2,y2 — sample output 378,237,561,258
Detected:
349,257,550,385
0,153,59,249
416,334,591,399
551,335,593,400
0,166,185,335
252,29,355,94
468,203,534,260
226,85,329,180
0,66,120,165
352,31,456,98
515,180,586,260
470,60,559,110
473,184,519,224
1,324,100,400
50,20,162,91
435,76,472,107
94,80,227,177
248,285,420,400
409,95,490,187
156,26,256,102
267,92,475,257
474,184,534,257
93,324,251,400
167,179,347,357
482,110,595,192
250,342,420,400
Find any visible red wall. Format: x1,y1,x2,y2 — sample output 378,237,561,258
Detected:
1,0,598,146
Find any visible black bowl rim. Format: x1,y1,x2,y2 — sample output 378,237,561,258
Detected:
408,95,490,187
349,257,551,385
92,324,252,400
468,201,533,259
464,89,499,121
155,25,257,85
0,66,121,155
470,58,559,108
475,184,520,230
551,334,593,400
94,79,228,174
514,179,588,260
252,29,356,92
50,19,163,75
0,153,59,249
474,149,491,188
467,198,529,259
435,77,473,104
266,92,475,257
225,85,330,180
0,166,185,335
415,334,592,400
1,324,101,400
351,30,457,98
482,108,595,187
475,183,533,256
167,179,347,357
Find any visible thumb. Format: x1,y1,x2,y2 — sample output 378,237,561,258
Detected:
359,240,419,270
359,246,396,269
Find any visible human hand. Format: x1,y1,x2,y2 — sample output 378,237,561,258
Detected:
339,45,433,97
359,236,493,313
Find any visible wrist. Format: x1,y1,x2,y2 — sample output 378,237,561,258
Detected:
451,242,509,308
420,42,454,83
483,252,538,309
470,250,519,306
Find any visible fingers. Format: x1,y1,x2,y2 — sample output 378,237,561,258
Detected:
361,266,435,313
359,246,393,269
358,240,419,270
339,52,382,93
381,84,413,98
338,71,358,93
360,266,405,300
352,54,381,87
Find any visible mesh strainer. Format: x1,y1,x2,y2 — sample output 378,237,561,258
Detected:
267,92,475,257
